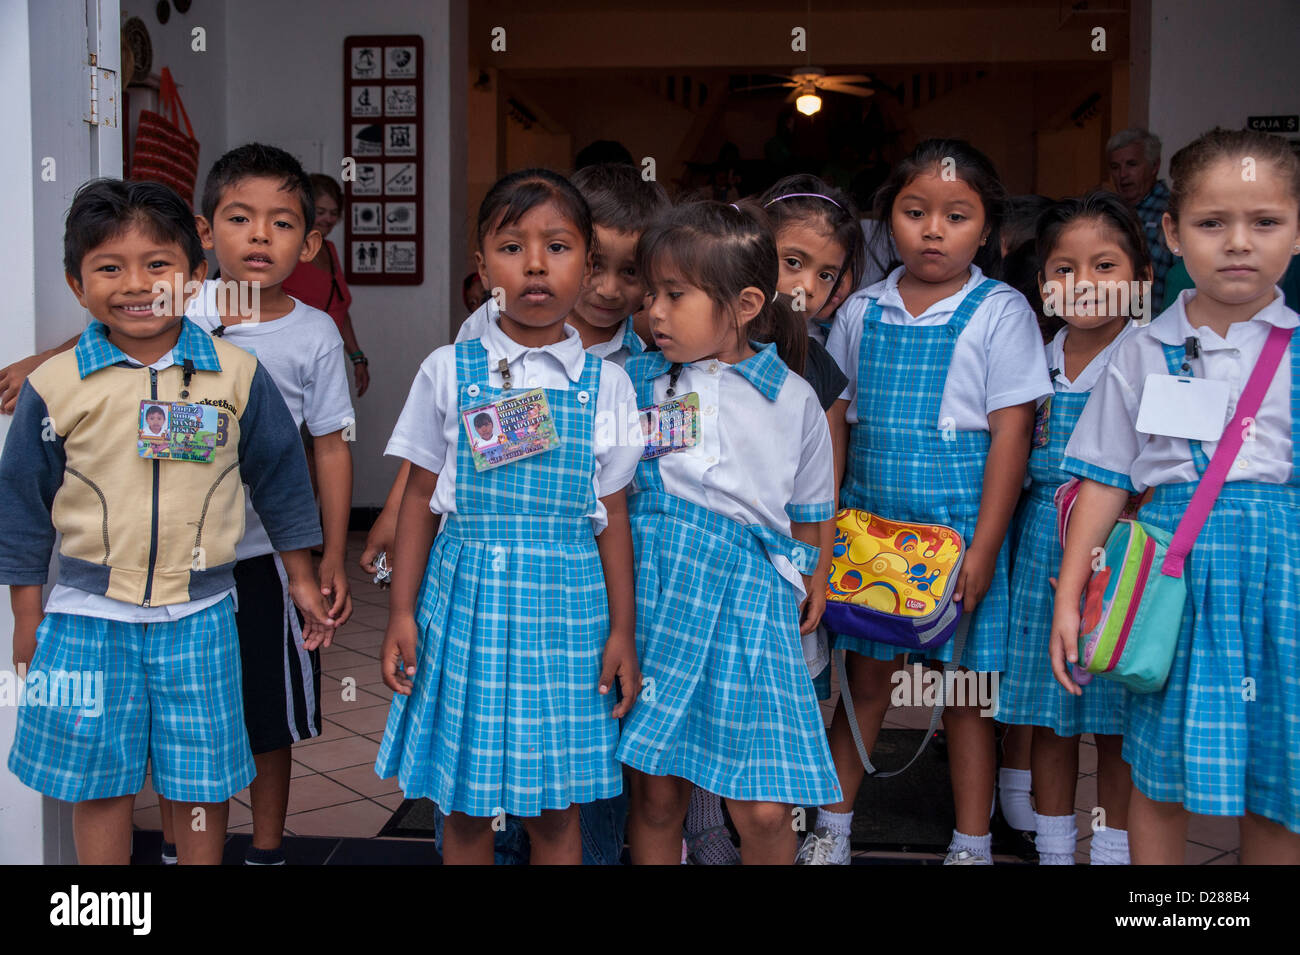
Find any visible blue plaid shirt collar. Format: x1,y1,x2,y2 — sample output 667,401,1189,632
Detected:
74,317,224,379
621,318,646,356
640,340,788,401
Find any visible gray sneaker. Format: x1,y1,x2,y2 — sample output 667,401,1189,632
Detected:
795,826,851,865
943,848,993,865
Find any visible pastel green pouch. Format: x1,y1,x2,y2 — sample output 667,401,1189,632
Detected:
1077,520,1184,693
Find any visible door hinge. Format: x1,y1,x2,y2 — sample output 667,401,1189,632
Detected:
84,65,118,128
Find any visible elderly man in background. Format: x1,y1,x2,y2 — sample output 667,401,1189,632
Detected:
1107,127,1174,309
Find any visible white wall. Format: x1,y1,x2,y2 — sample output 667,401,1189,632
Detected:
224,0,466,506
2,0,122,864
1149,0,1300,163
0,0,42,865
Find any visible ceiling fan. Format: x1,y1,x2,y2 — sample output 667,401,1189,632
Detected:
734,67,878,116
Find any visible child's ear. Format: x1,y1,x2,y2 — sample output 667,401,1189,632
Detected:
64,272,88,308
1161,211,1180,258
736,286,765,326
180,260,209,311
195,215,216,251
299,229,323,263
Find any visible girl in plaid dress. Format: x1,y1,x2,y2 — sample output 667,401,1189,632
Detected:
803,141,1052,865
375,170,644,864
999,192,1150,865
1053,129,1300,863
617,201,843,864
681,178,866,865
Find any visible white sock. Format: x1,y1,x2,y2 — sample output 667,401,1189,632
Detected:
1034,812,1077,865
998,767,1037,831
817,808,853,837
949,829,992,859
1090,826,1130,865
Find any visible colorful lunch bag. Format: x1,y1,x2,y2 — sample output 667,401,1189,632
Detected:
822,509,965,651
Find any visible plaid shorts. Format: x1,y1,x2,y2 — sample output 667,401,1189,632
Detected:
7,597,254,803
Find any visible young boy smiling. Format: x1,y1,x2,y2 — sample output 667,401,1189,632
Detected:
0,179,332,864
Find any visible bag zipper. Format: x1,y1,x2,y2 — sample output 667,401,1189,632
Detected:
1107,533,1156,671
142,367,161,607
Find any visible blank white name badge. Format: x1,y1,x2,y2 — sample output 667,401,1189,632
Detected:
1136,374,1231,441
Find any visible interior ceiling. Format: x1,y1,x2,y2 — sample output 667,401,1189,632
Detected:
484,0,1077,10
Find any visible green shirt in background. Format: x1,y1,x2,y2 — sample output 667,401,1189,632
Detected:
1161,257,1300,313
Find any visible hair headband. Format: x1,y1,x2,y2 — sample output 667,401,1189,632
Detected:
764,192,845,212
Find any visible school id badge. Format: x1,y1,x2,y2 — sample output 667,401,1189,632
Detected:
1032,396,1052,449
462,388,561,472
137,400,224,463
639,392,701,460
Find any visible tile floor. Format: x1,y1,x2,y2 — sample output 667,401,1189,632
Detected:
132,531,1244,864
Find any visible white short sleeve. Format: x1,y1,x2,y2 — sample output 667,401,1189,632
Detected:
978,295,1055,415
825,292,865,409
301,329,356,436
789,389,835,519
592,360,642,504
385,346,458,476
1063,347,1146,493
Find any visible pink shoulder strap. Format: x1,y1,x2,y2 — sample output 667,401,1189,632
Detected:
1162,323,1293,577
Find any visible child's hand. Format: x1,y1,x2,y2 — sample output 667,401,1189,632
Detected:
598,630,640,719
11,615,40,670
382,615,419,694
287,576,339,649
317,556,354,626
1050,602,1084,696
360,513,397,575
0,354,43,415
953,545,995,611
798,587,826,635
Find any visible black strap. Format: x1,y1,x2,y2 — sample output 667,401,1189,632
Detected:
665,362,684,397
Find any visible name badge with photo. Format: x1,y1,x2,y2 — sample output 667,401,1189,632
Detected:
137,400,225,463
1032,396,1052,449
462,388,561,472
1136,374,1231,441
640,392,701,460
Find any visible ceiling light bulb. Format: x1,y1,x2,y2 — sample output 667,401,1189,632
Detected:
796,92,822,116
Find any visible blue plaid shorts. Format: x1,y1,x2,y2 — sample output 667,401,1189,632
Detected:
7,597,254,803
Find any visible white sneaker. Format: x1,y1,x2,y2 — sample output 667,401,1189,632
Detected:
943,848,993,865
795,826,851,865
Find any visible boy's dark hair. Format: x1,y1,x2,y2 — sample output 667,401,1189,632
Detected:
64,178,205,282
476,168,592,251
145,405,166,418
637,199,808,376
309,174,343,208
473,412,493,428
201,143,315,234
570,163,670,235
872,138,1007,277
758,173,866,304
1001,195,1054,257
1168,126,1300,221
574,140,635,170
1033,189,1153,336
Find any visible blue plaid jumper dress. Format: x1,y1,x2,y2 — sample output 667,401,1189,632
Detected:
998,386,1128,735
614,349,843,805
374,340,621,817
835,279,1011,670
1117,330,1300,830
